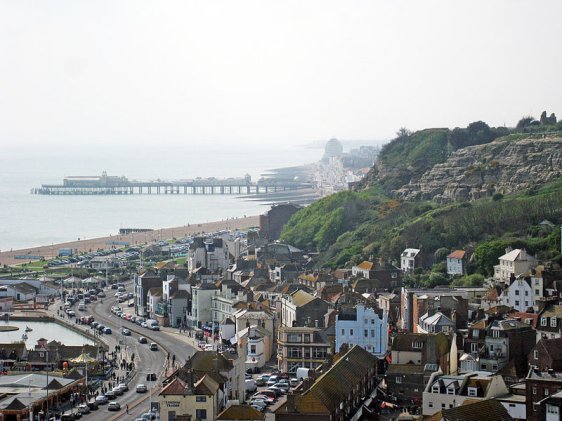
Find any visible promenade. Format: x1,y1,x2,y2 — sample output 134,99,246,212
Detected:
0,215,259,266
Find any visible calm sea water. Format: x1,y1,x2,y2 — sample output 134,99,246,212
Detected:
0,320,93,345
0,143,321,250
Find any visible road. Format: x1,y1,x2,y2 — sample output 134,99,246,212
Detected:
58,281,197,421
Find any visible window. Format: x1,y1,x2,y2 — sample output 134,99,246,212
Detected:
492,330,500,338
350,329,354,336
471,343,478,353
542,317,548,326
552,318,558,327
196,396,206,402
545,388,550,396
288,347,302,358
525,301,529,307
534,350,539,359
533,387,537,395
365,319,368,325
195,409,207,420
441,403,446,409
396,377,402,384
432,385,440,393
412,341,422,349
303,334,311,343
371,319,375,324
468,387,477,397
536,289,540,296
447,387,455,395
515,300,520,306
287,333,301,343
371,329,375,337
525,291,529,296
428,402,433,408
515,290,520,295
250,345,256,354
364,330,368,338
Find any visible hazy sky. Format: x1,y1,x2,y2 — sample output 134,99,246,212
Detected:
1,0,562,149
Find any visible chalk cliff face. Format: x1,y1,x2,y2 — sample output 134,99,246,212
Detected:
392,136,562,203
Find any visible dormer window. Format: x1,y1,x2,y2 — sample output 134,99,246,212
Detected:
468,387,477,397
447,386,455,395
412,341,422,349
492,330,500,338
432,385,440,393
551,318,558,328
542,317,548,326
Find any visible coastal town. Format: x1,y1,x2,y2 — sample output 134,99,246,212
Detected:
0,196,561,421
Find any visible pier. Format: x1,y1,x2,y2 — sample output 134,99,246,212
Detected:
31,173,311,195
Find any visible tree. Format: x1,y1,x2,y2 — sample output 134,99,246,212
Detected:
396,127,412,139
516,115,536,129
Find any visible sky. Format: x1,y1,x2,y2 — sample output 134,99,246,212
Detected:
1,0,562,150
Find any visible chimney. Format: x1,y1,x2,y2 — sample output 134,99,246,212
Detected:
286,393,297,412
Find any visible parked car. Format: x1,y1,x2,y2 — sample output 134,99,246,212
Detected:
289,377,299,387
86,401,99,411
112,386,123,396
107,402,121,411
255,376,268,386
104,390,116,400
274,382,290,393
136,384,147,393
77,405,90,414
103,327,112,334
117,382,129,392
95,395,108,405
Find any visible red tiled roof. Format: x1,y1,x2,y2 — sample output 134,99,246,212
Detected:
447,250,466,259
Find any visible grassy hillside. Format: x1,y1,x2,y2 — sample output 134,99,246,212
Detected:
281,179,562,271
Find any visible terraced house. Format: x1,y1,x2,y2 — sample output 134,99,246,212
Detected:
275,345,377,421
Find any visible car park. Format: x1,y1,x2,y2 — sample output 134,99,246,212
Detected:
107,402,121,411
272,382,290,394
255,376,268,386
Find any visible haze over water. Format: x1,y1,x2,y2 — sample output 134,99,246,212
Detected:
0,143,321,251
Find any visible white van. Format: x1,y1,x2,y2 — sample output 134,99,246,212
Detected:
146,319,159,328
245,379,257,393
296,367,310,380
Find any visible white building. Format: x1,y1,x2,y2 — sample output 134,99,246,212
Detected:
499,276,534,312
212,283,247,324
401,248,421,272
446,250,466,276
335,304,388,357
422,371,508,416
494,248,536,283
188,237,230,272
187,284,218,329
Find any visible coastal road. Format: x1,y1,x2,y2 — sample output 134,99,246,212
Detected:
86,282,197,420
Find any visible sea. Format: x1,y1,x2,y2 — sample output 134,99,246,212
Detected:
0,143,321,251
